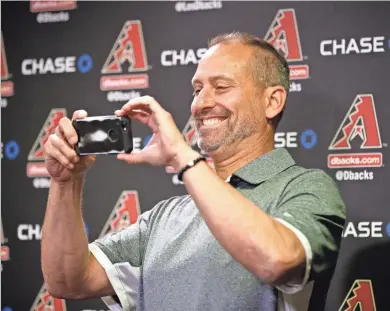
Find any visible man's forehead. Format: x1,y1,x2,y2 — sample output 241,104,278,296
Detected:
205,42,252,57
202,43,252,64
192,43,252,83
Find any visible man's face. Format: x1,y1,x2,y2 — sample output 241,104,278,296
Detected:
190,43,265,153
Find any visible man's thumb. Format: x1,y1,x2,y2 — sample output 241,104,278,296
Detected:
117,152,144,164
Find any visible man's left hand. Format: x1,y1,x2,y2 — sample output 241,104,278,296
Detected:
115,96,199,170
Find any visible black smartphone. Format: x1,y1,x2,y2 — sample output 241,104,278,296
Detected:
72,115,133,155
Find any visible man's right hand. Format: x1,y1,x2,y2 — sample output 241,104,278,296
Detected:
44,110,96,182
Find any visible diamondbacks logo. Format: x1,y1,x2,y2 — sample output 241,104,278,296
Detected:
1,34,14,98
338,280,377,311
30,285,66,311
100,21,149,92
330,95,382,150
99,191,141,236
328,94,384,169
1,218,10,262
264,8,309,80
27,109,67,177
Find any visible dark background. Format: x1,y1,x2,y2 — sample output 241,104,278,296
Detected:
2,1,389,311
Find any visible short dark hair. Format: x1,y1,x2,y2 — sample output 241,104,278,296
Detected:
208,31,290,127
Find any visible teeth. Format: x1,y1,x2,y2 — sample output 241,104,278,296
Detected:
203,118,223,126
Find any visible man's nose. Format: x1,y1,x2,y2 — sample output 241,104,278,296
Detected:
192,88,215,115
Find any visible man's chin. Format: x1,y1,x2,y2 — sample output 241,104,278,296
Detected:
198,140,223,154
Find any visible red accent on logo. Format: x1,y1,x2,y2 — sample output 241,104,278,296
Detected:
1,220,9,261
1,245,9,261
264,8,304,62
30,0,77,13
1,34,11,80
329,95,382,150
1,81,14,97
338,280,377,311
99,191,141,237
182,117,197,147
30,285,66,311
28,109,67,161
102,21,148,74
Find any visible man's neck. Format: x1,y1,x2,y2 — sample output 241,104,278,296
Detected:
208,133,274,181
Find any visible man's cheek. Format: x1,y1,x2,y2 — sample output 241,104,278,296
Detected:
190,100,198,116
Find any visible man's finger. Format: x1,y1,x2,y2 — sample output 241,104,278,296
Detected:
59,117,79,146
49,134,79,162
45,139,74,170
117,152,146,165
121,102,153,115
72,110,88,121
165,166,177,173
116,108,157,131
121,96,166,115
55,124,65,139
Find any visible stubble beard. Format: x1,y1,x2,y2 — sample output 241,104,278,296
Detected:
196,114,257,153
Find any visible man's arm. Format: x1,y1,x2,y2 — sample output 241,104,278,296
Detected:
41,176,114,299
114,96,345,287
177,154,306,286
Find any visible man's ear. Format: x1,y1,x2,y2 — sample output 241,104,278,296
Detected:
263,86,287,120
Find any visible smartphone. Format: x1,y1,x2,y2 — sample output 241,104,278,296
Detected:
72,115,133,155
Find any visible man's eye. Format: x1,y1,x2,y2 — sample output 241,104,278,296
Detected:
193,89,201,96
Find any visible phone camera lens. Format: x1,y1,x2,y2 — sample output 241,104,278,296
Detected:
121,120,128,131
108,129,119,142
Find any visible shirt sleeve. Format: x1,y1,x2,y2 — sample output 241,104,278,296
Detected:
271,169,346,294
88,201,162,311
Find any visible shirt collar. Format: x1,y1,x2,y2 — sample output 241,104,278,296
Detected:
227,148,296,185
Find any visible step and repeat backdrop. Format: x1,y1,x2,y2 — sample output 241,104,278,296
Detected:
1,1,389,311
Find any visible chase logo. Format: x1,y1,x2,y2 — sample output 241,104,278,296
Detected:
1,140,20,160
320,36,389,56
275,130,317,149
77,54,93,73
21,54,93,75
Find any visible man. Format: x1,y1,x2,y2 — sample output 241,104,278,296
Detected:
42,32,346,311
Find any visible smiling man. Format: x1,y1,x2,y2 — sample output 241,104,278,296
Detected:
41,32,346,311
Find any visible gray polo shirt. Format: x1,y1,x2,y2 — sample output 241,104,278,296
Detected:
89,148,346,311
